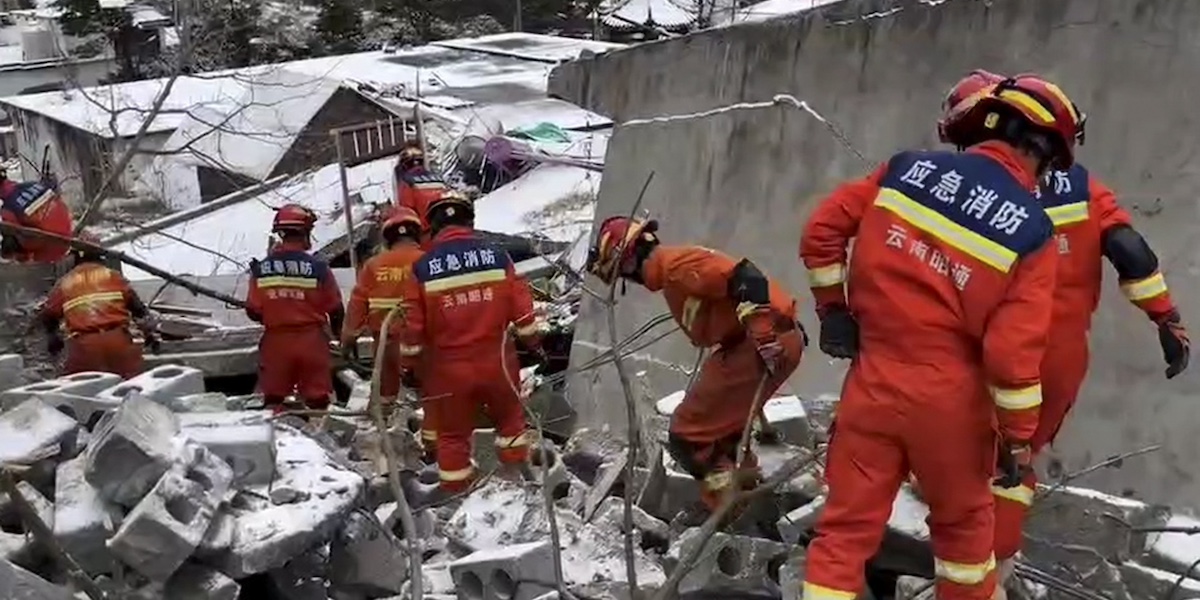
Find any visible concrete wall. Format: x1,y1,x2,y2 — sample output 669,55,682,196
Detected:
552,0,1200,507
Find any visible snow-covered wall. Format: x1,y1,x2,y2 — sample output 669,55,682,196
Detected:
552,0,1200,508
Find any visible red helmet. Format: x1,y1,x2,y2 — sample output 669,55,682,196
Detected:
938,69,1005,145
586,216,658,284
947,74,1083,170
382,205,421,240
1012,72,1087,146
273,203,317,233
425,190,473,225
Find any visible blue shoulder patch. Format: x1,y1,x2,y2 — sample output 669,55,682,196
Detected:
252,249,325,281
880,150,1053,258
414,236,511,283
1038,163,1090,208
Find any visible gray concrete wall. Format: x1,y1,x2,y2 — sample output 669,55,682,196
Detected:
553,0,1200,507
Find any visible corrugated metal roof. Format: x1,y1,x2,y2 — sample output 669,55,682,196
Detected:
601,0,696,29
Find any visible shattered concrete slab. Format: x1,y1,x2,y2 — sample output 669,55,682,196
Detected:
0,354,24,392
778,495,826,545
1025,485,1169,563
204,427,364,578
667,528,790,596
591,496,669,549
761,395,813,448
0,556,75,600
1147,514,1200,579
328,510,407,596
1119,561,1200,599
0,398,78,465
84,394,179,507
163,563,240,600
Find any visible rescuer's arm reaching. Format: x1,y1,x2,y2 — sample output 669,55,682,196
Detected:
505,254,548,370
799,167,887,359
982,237,1057,488
1092,179,1189,379
340,263,374,362
728,258,785,373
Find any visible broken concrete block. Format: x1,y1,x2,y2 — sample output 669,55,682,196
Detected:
0,371,121,426
54,455,118,575
108,440,234,581
15,481,52,532
1119,561,1200,598
181,416,276,487
0,354,23,393
525,384,576,440
267,549,330,600
207,428,364,578
650,451,702,522
0,556,75,599
668,528,791,596
84,394,178,507
529,443,569,499
1025,485,1169,563
761,395,813,448
0,397,78,465
895,575,935,600
163,563,240,600
449,541,556,600
96,365,205,409
778,495,826,545
1147,514,1200,578
556,473,589,515
777,546,806,600
168,393,229,413
195,510,234,559
563,426,625,459
472,428,499,474
0,532,34,571
592,496,669,550
329,510,407,596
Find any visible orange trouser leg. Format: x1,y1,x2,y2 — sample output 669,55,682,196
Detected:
993,338,1088,560
65,329,144,379
805,355,997,600
484,343,530,465
426,361,476,493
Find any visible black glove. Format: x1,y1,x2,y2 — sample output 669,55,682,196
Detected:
818,305,859,359
530,346,551,375
46,334,64,357
994,439,1033,489
1156,310,1190,379
144,333,162,355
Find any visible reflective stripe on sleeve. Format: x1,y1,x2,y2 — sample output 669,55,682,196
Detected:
934,553,996,586
989,384,1042,411
807,263,847,288
398,344,422,357
992,484,1034,506
1044,202,1089,227
1121,272,1168,302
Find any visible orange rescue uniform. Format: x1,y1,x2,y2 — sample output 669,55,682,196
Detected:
245,241,344,410
644,245,804,510
343,242,431,433
400,225,539,492
992,164,1179,559
395,167,447,248
799,141,1058,600
1,180,73,263
41,262,146,378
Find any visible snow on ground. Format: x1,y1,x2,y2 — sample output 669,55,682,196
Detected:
889,484,931,540
113,157,394,281
1052,485,1148,509
1150,514,1200,568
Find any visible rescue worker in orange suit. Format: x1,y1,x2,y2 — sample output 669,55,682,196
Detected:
245,204,346,414
0,170,74,263
937,70,1191,595
40,234,158,379
394,143,448,248
798,74,1085,600
340,206,436,454
399,190,545,493
585,217,805,514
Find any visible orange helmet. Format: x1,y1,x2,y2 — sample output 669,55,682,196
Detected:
938,69,1005,145
947,74,1083,170
273,203,317,234
381,205,422,241
586,216,659,284
398,144,425,169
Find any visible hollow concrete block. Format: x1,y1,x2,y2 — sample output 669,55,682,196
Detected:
1,372,123,428
0,397,79,465
449,541,556,600
84,394,179,507
96,365,206,410
182,418,276,487
669,529,791,596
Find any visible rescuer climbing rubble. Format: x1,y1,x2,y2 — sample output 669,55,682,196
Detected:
0,168,74,264
585,216,805,517
937,69,1191,597
399,190,547,496
245,203,345,415
394,142,449,249
798,74,1085,600
40,232,158,379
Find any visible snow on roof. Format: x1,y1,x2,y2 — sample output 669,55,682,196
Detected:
466,98,611,133
600,0,696,29
113,156,395,281
0,45,22,67
151,68,341,181
473,162,602,244
0,33,611,139
431,33,622,63
723,0,845,24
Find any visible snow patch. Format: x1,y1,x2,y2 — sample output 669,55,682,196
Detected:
474,163,602,243
889,484,930,540
1151,515,1200,569
1052,485,1148,509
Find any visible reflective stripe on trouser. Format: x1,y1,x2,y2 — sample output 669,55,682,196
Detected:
495,430,531,464
439,461,476,493
804,354,997,599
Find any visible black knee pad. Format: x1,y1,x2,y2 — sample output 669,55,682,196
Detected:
666,432,708,479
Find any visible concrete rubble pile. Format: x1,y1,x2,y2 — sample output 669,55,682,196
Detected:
0,348,1193,600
